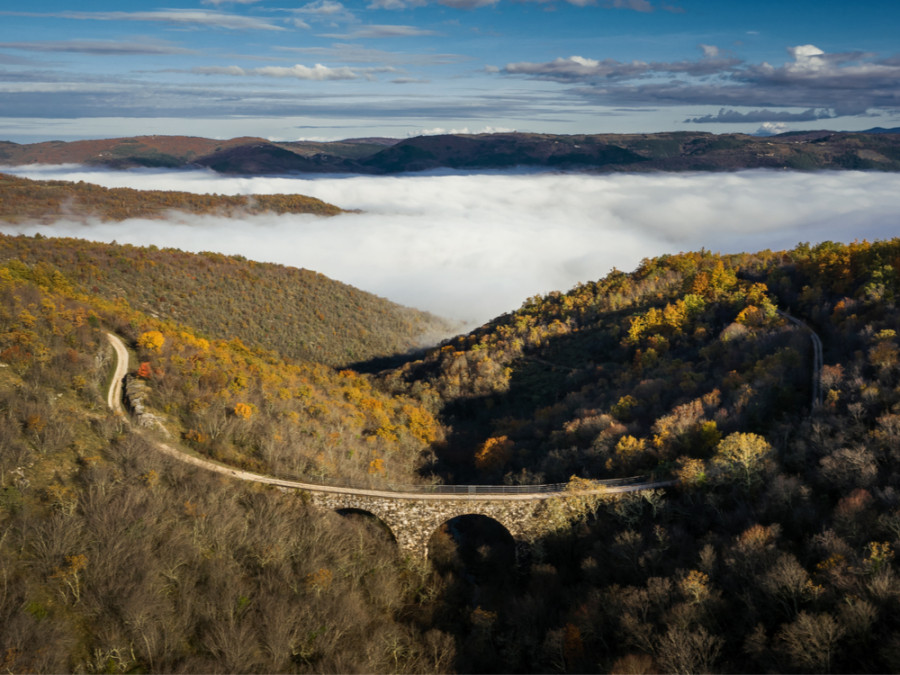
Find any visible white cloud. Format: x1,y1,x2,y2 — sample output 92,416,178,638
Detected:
412,125,515,135
3,10,286,31
503,55,649,80
3,168,900,326
201,0,262,5
700,44,719,59
438,0,500,8
246,64,362,79
501,43,900,117
319,24,438,39
0,39,197,55
502,45,740,82
366,0,418,9
754,122,789,136
190,63,396,80
296,0,348,14
787,44,827,72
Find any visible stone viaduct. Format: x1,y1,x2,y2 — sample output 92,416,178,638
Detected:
106,333,674,561
302,480,671,559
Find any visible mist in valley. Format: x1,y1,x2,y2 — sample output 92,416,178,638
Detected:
3,165,900,326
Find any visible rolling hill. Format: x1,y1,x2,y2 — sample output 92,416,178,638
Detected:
3,130,900,174
0,233,454,368
0,172,343,223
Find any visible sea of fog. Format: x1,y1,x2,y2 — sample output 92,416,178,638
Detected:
3,165,900,325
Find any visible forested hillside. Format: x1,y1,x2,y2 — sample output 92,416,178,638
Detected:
384,248,804,483
381,238,900,672
0,172,342,222
3,130,899,174
3,233,900,672
1,234,453,367
0,258,454,672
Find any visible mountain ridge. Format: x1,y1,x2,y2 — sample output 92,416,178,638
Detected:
3,130,900,174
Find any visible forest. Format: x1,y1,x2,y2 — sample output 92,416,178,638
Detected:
3,221,900,672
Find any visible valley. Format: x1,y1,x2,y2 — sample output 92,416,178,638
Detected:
2,168,900,672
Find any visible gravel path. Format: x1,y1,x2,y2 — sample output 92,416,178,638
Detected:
104,332,673,500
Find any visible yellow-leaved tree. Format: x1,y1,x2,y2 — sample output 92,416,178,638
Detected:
137,330,165,352
474,436,513,472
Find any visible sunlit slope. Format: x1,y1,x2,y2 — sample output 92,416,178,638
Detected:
1,234,455,367
0,259,451,673
0,172,342,221
0,255,444,484
383,240,900,486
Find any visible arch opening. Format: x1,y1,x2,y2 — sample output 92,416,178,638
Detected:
335,508,398,546
428,514,516,581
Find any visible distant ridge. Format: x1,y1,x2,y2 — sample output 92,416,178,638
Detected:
3,130,900,174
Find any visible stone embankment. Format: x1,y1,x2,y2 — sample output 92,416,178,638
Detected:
122,374,169,436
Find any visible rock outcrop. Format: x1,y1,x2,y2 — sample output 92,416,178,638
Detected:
123,374,169,436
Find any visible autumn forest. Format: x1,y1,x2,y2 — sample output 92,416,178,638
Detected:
2,171,900,673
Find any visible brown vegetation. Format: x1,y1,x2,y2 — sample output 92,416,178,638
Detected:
379,237,900,672
1,233,454,367
0,172,342,223
0,251,453,672
5,232,900,672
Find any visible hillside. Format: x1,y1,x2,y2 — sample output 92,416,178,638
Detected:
0,134,394,170
3,130,900,174
0,254,453,672
0,172,342,222
0,234,454,368
5,232,900,671
375,239,900,672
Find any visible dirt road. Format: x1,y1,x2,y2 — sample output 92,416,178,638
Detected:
104,332,673,501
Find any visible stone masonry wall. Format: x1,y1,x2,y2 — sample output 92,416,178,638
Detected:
308,490,612,559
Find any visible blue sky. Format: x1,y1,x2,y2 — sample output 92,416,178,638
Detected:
1,0,898,141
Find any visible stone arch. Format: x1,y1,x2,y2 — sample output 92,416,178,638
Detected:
408,501,543,560
305,491,563,561
334,507,398,545
427,512,517,567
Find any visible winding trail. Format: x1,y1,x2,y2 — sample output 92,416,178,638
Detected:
104,332,674,501
105,332,128,414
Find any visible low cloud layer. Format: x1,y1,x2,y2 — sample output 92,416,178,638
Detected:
2,167,900,326
189,63,395,81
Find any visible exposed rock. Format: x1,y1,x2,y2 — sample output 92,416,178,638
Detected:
123,374,169,437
